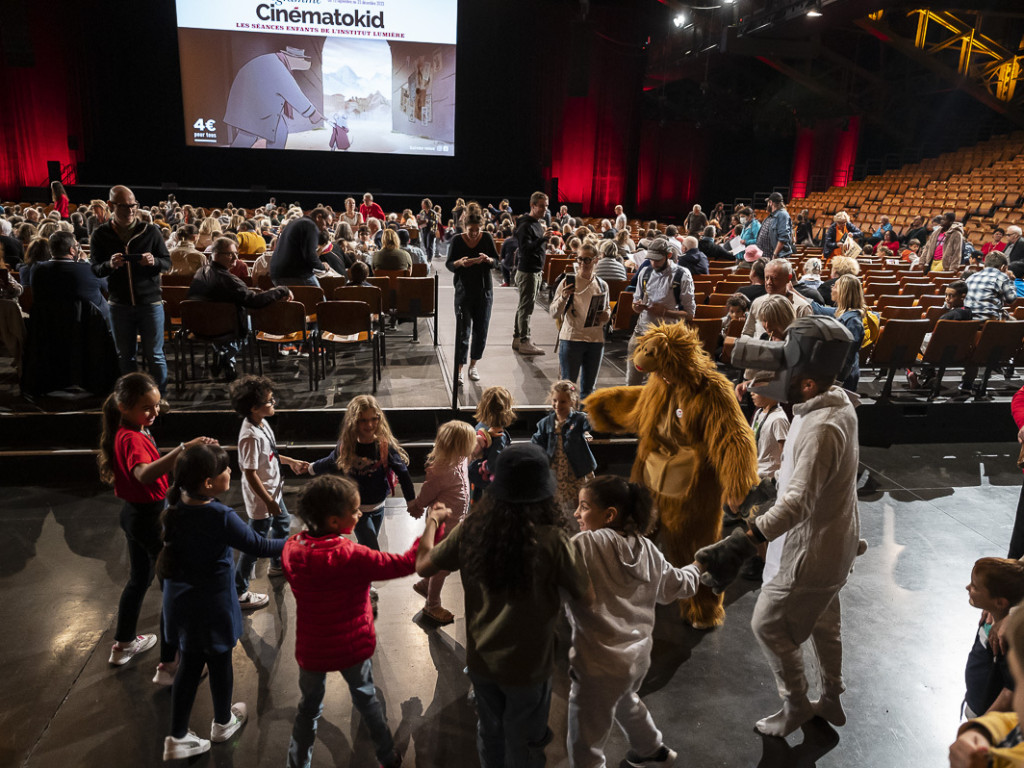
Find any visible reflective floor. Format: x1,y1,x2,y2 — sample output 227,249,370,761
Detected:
3,441,1020,767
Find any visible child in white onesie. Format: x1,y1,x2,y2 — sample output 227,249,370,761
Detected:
566,475,704,768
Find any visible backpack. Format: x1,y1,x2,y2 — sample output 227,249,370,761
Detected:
637,263,687,307
861,310,880,348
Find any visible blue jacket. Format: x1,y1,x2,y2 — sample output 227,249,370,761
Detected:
310,440,415,506
531,410,597,479
740,218,760,245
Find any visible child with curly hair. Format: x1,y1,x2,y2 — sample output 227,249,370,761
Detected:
469,386,517,502
408,420,477,624
532,380,597,522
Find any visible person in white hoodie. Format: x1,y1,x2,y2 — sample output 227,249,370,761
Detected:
566,475,703,768
697,316,861,738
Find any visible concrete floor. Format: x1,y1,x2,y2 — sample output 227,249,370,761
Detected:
3,440,1021,767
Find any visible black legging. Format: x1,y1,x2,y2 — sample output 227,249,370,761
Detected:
171,649,233,738
1009,481,1024,560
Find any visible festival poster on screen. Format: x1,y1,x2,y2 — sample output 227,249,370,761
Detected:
175,0,456,156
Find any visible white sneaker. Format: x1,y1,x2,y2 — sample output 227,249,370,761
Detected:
163,731,211,760
467,365,480,381
457,372,464,388
152,662,176,686
109,634,157,666
238,591,269,609
211,702,247,742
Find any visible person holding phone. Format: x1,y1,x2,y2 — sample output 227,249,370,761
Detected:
90,185,172,394
445,203,497,388
549,242,610,398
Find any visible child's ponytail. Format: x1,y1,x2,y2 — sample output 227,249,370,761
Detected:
97,372,159,485
623,481,654,536
582,475,655,536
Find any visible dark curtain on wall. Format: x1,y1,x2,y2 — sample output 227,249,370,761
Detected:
0,3,82,198
540,8,646,216
636,119,709,219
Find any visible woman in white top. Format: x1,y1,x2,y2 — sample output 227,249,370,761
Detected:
550,242,611,398
339,197,363,230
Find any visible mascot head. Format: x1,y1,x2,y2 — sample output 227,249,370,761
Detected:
632,321,716,391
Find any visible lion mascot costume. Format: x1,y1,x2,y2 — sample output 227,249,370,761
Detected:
585,321,758,628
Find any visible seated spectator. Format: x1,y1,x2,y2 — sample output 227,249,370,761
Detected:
0,219,24,267
796,258,823,289
902,215,930,246
818,255,861,306
186,237,290,380
794,209,816,246
663,225,683,258
1004,226,1024,264
941,280,973,320
348,260,373,287
251,251,271,279
70,212,89,243
741,258,812,338
196,216,222,251
168,224,207,277
809,274,866,391
698,225,734,262
983,228,1007,256
614,228,635,255
880,229,902,255
594,240,628,282
17,222,37,252
901,239,922,264
0,254,24,376
867,215,893,246
966,252,1014,320
678,235,709,276
398,228,430,274
0,255,23,301
1012,262,1024,298
737,252,767,303
32,231,110,325
19,238,51,285
722,293,749,335
372,228,412,272
236,221,266,256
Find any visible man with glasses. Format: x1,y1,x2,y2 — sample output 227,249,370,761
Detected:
187,237,291,380
90,185,172,393
741,258,812,339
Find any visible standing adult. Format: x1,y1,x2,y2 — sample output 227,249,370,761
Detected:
739,208,761,249
626,239,695,385
700,316,860,737
51,181,70,219
550,242,610,398
684,205,709,237
360,193,385,225
90,185,171,393
613,205,628,232
512,191,549,356
270,207,329,287
757,193,793,260
417,198,439,259
446,204,497,387
920,211,965,272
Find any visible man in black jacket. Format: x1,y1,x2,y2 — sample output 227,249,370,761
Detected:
90,185,171,392
512,191,548,356
35,231,111,326
270,207,329,286
188,237,291,379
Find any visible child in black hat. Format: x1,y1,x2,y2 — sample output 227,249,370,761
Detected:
415,443,589,767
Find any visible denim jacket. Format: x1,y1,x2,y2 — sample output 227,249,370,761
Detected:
531,410,597,479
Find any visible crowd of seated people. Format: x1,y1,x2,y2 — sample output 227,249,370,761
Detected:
1,187,1021,400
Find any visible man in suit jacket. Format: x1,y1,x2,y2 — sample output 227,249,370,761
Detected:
33,231,110,326
1003,226,1024,263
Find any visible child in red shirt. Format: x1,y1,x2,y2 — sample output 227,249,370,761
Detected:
97,372,215,681
282,475,448,768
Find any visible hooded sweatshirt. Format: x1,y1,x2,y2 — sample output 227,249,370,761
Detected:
567,528,701,678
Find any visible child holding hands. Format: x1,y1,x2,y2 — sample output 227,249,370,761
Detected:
408,420,477,624
283,475,449,768
229,375,309,609
469,386,517,502
566,476,703,768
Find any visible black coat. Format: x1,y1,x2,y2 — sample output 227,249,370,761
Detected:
90,221,170,305
187,262,289,332
31,260,110,324
269,217,321,281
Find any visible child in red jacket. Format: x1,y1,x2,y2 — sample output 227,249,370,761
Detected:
282,475,449,768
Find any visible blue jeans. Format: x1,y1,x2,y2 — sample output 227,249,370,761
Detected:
557,340,604,399
109,301,167,393
287,661,395,768
354,503,385,551
468,670,553,768
234,500,291,595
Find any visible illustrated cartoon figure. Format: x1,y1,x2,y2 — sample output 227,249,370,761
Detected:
224,46,323,149
327,111,350,151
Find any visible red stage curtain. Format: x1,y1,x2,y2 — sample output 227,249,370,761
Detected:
636,119,707,219
0,7,82,199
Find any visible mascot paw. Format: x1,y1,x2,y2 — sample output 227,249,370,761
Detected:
695,529,757,594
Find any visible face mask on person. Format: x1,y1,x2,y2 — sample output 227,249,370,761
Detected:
740,217,748,225
933,225,941,231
